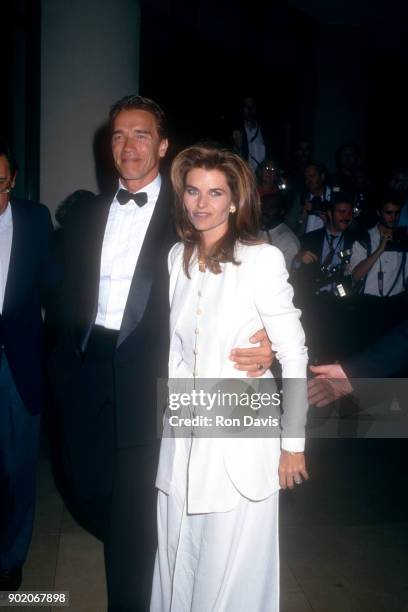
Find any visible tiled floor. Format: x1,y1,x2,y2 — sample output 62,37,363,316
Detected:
12,438,408,612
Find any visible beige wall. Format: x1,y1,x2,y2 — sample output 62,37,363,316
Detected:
40,0,140,218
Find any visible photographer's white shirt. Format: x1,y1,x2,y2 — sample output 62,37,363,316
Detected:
351,225,408,296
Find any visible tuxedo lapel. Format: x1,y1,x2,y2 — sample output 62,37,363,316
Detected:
117,182,171,348
75,194,112,353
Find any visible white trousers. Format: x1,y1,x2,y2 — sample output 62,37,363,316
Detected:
150,441,279,612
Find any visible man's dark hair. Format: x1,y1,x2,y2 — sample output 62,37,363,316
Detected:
55,189,95,227
109,95,167,139
0,141,18,176
329,190,354,209
377,189,405,211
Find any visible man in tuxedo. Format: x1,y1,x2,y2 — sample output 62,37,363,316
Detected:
0,143,55,590
53,95,272,611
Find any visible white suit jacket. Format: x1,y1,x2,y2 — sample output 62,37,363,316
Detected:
156,241,308,513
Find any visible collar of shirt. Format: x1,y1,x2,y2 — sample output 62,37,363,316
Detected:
245,123,260,136
0,202,12,231
114,174,162,210
307,186,331,201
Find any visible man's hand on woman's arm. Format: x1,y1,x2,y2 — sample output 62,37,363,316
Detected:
230,328,274,377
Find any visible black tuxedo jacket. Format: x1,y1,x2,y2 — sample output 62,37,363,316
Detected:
53,180,177,447
0,198,55,415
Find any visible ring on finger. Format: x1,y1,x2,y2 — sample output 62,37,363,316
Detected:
294,475,302,485
257,363,264,371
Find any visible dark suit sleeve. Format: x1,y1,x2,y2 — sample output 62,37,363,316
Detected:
38,205,60,348
342,320,408,378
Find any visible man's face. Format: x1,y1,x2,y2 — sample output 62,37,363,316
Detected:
0,155,16,215
305,166,324,195
378,202,401,229
328,202,353,233
111,109,168,190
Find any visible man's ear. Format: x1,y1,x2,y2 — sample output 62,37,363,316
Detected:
159,139,169,159
11,172,17,189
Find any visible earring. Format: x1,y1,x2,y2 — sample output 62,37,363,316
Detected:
229,204,236,214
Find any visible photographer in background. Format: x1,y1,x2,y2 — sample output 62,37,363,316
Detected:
292,193,355,361
287,161,331,236
300,161,331,235
350,191,408,347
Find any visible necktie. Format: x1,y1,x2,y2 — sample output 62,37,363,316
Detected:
322,234,337,267
117,189,148,207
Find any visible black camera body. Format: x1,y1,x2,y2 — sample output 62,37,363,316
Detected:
384,226,408,252
315,249,352,297
308,195,328,216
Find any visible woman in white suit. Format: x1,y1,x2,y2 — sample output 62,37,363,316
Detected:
151,145,308,611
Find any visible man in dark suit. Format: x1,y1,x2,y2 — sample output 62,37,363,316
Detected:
308,319,408,407
52,95,272,611
0,143,55,590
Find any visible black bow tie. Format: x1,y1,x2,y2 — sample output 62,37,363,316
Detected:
117,189,148,207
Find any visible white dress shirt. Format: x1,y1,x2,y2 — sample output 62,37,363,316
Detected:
259,222,300,271
350,225,408,296
95,174,161,330
0,203,13,314
245,124,265,172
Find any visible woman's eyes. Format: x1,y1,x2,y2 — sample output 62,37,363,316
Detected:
185,188,223,197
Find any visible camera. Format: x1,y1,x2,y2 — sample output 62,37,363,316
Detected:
384,226,408,252
339,248,352,264
275,169,287,191
307,195,328,216
315,249,352,297
352,192,364,218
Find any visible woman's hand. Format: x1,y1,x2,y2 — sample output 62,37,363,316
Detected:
278,450,309,489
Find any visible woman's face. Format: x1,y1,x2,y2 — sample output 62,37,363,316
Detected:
183,167,234,247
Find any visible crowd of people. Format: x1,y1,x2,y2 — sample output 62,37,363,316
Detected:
0,93,407,612
254,141,408,369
